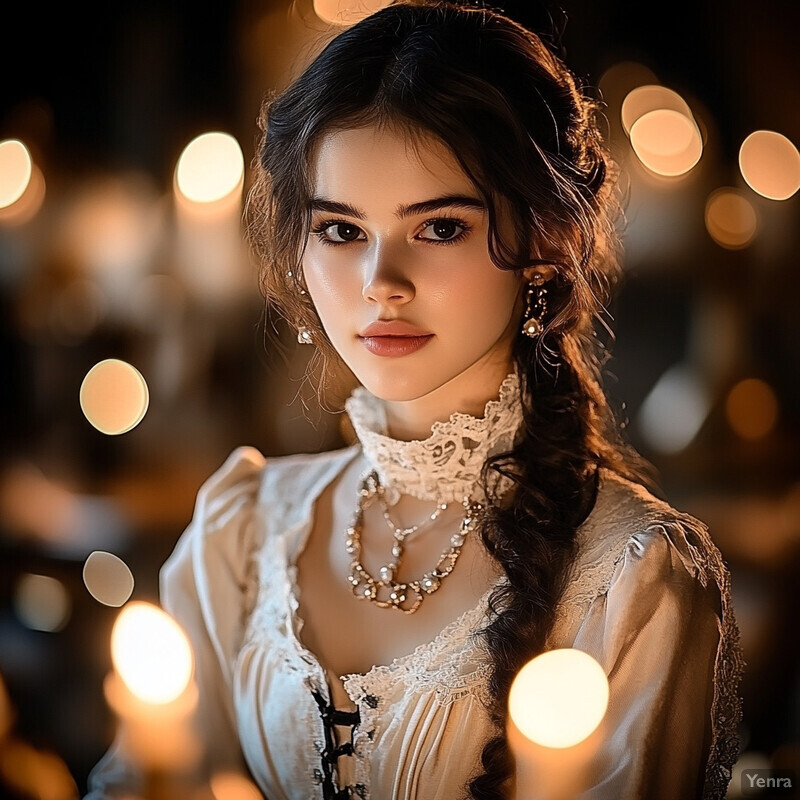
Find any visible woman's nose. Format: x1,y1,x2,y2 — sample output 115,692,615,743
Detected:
361,244,415,305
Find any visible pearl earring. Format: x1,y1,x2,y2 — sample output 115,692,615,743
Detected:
521,273,548,338
297,327,313,345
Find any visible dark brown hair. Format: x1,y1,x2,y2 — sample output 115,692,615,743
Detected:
247,2,649,796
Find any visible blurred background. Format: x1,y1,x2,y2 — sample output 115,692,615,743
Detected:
0,0,798,797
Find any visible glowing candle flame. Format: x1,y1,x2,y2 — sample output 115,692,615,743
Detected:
509,649,609,748
111,602,193,705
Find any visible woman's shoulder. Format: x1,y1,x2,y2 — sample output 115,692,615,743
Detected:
193,443,359,522
563,468,730,614
163,444,359,572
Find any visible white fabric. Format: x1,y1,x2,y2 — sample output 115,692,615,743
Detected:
345,370,523,504
85,443,743,800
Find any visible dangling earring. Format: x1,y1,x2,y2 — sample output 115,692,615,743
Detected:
521,274,548,338
297,326,313,345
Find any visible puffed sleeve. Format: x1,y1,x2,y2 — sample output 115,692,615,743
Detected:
561,522,741,800
84,446,267,799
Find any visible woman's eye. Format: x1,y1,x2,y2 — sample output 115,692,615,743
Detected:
315,222,365,243
417,219,468,243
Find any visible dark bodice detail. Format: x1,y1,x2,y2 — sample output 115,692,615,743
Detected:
311,688,362,799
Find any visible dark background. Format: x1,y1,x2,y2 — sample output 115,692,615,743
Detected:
1,1,799,796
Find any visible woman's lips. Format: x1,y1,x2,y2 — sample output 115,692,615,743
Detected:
359,335,434,357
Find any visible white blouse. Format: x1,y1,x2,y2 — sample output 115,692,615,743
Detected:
85,444,743,800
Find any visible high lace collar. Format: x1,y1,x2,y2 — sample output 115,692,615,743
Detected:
344,371,524,504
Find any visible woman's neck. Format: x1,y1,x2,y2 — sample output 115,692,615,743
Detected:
382,357,515,441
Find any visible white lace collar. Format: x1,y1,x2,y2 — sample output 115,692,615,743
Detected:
344,371,524,504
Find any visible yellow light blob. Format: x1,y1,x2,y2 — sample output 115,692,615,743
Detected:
621,85,694,135
0,739,79,800
211,772,265,800
0,163,45,225
175,132,244,204
739,130,800,200
508,649,609,748
111,601,193,704
725,378,779,440
0,139,33,209
80,359,149,435
83,551,135,607
313,0,391,25
705,188,758,249
13,574,71,633
629,108,703,176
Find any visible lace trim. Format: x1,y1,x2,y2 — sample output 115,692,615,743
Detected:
242,526,500,795
683,517,745,800
345,371,523,503
547,490,744,800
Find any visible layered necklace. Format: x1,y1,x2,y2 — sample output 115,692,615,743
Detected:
343,370,523,614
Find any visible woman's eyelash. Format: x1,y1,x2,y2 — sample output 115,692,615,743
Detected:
309,216,472,247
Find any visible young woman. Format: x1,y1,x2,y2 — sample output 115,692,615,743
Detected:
87,2,744,798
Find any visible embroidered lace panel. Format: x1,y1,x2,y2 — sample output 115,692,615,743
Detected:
344,371,524,504
241,467,743,800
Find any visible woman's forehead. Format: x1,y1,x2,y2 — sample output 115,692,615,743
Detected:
308,124,477,202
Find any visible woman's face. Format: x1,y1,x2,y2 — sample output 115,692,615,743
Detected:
302,124,526,403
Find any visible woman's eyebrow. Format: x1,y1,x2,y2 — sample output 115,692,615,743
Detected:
308,194,487,219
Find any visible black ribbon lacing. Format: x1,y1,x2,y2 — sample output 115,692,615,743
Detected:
311,688,362,800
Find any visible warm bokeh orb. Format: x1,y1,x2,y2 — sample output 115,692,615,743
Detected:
637,365,711,454
13,574,71,633
80,359,149,435
508,649,609,748
621,85,694,135
313,0,392,26
83,551,135,607
211,772,265,800
629,109,703,176
175,132,244,204
0,163,45,225
0,139,33,209
705,188,758,249
111,602,193,705
739,130,800,200
725,378,779,440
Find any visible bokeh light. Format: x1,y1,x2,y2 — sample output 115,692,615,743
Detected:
0,739,79,800
739,130,800,200
13,574,71,633
629,109,703,176
80,359,150,435
725,379,779,440
621,85,694,135
0,139,33,208
211,772,266,800
175,132,244,204
111,602,193,704
638,365,711,454
0,163,45,225
705,188,758,249
508,649,609,748
313,0,392,26
83,551,135,607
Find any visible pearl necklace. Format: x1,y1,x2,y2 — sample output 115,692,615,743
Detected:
346,470,485,614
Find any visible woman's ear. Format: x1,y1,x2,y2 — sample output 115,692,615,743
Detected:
522,263,558,284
